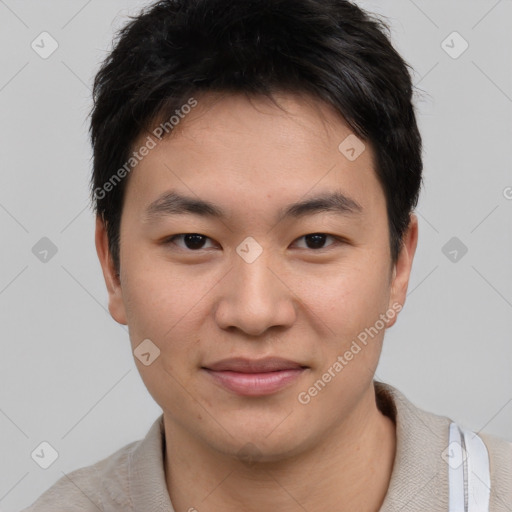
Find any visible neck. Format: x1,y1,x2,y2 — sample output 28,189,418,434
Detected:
164,383,396,512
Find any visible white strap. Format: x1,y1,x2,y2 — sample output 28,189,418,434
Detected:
448,422,466,512
463,428,491,512
448,422,491,512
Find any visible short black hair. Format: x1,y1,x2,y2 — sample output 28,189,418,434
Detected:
89,0,422,276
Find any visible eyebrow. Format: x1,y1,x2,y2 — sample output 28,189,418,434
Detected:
143,190,363,223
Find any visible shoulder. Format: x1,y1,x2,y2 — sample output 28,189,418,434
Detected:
19,438,140,512
375,381,512,511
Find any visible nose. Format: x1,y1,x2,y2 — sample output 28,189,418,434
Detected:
213,246,297,336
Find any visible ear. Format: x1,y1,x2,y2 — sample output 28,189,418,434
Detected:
95,215,127,325
387,213,418,328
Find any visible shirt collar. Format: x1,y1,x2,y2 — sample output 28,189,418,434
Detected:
376,381,450,511
130,414,175,511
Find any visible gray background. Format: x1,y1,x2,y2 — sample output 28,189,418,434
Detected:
0,0,511,510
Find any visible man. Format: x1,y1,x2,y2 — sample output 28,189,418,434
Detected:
23,0,512,510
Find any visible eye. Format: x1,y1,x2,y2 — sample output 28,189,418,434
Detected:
293,233,341,250
163,233,344,251
164,233,217,250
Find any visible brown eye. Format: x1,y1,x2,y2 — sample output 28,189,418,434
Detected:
166,234,215,250
294,233,338,250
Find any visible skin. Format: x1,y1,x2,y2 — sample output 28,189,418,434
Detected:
96,91,418,511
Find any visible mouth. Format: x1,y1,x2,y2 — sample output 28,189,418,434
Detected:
201,357,308,396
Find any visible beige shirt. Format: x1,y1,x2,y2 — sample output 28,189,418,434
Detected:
22,382,512,511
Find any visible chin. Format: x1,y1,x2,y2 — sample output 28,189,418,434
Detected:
205,424,314,464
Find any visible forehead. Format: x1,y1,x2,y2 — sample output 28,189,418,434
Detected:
124,91,384,218
149,91,363,155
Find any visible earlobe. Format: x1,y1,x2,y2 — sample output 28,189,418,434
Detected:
387,213,418,327
94,215,128,325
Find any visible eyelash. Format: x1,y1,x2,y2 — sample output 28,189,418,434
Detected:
163,233,345,252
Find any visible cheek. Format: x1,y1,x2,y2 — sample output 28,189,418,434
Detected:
120,259,205,411
121,247,190,326
293,254,391,336
120,251,212,366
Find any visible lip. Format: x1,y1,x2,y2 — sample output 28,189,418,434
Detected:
202,357,308,396
204,357,305,373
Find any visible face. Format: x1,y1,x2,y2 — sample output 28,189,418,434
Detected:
96,91,417,461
